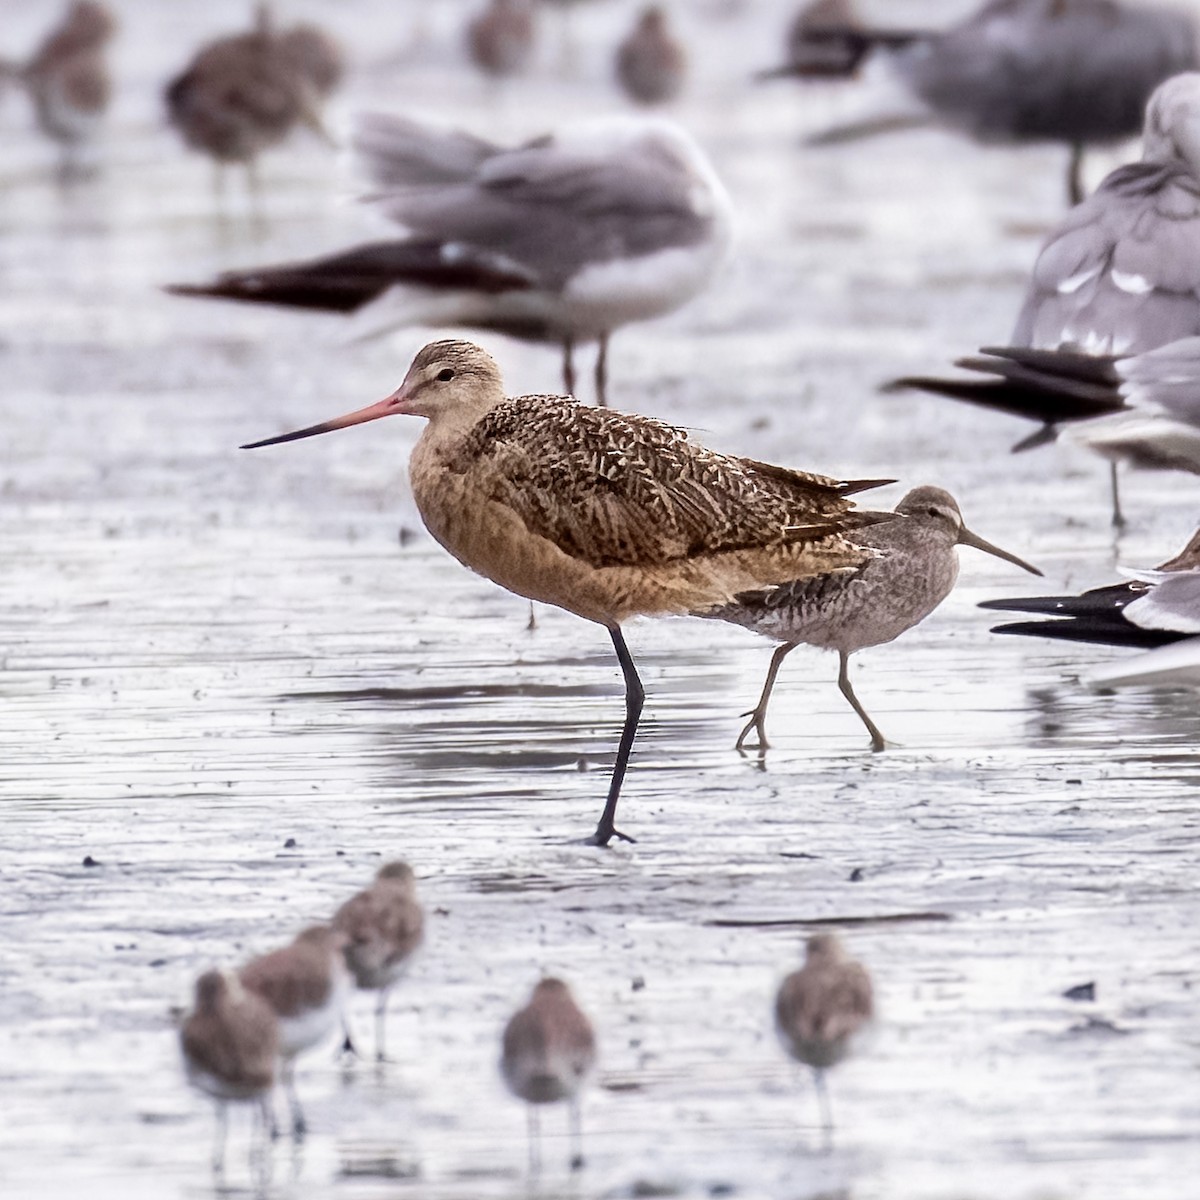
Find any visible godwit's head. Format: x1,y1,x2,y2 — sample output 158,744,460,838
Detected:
241,340,506,450
895,486,1041,576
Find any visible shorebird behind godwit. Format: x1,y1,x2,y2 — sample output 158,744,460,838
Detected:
179,968,278,1175
467,0,537,79
168,113,732,407
501,978,596,1174
616,7,686,105
242,340,893,845
333,861,424,1061
239,925,350,1137
766,0,1196,204
889,72,1200,526
775,933,873,1142
710,486,1040,752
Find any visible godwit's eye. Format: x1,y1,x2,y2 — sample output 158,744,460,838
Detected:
437,368,455,382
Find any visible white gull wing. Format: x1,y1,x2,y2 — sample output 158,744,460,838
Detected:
1011,71,1200,355
1122,567,1200,632
1088,634,1200,689
1117,335,1200,423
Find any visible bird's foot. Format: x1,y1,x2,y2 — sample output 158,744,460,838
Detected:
735,709,770,754
340,1034,359,1059
584,823,636,847
570,1153,586,1172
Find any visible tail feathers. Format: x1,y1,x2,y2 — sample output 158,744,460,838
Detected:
989,617,1185,650
166,240,535,314
353,111,498,192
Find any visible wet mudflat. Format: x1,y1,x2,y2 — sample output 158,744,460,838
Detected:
1,1,1199,1197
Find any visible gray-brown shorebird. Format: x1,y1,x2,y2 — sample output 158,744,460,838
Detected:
333,861,424,1061
775,933,873,1140
467,0,537,80
179,968,279,1175
712,485,1040,752
501,977,597,1174
616,7,686,105
241,340,894,846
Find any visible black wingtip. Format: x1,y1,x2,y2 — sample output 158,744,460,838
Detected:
840,477,896,496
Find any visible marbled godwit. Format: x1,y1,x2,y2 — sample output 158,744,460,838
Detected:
501,978,596,1173
467,0,537,80
333,861,424,1061
766,0,1195,204
775,933,872,1140
164,4,340,190
983,525,1200,688
179,968,278,1174
10,2,116,176
615,7,686,106
168,114,733,407
710,487,1040,753
241,340,892,845
240,925,350,1137
890,72,1200,526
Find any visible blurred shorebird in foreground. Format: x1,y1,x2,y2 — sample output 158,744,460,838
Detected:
501,978,596,1174
615,6,686,105
239,925,350,1138
241,340,893,845
776,933,873,1143
710,487,1040,753
983,526,1200,689
890,72,1200,526
4,1,116,176
180,968,278,1176
168,113,733,407
165,4,342,192
767,0,1196,204
333,861,424,1061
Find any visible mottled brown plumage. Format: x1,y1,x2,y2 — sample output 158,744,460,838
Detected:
19,2,115,172
616,7,686,105
242,340,891,845
501,978,596,1172
775,933,873,1137
333,861,424,1060
165,5,339,181
714,485,1040,752
240,925,349,1137
180,968,278,1171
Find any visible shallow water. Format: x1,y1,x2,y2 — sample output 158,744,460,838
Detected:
2,1,1199,1198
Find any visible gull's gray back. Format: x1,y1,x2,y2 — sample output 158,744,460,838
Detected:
897,0,1196,143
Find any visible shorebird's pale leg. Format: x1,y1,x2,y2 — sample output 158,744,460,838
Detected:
588,625,643,847
374,986,392,1062
1109,462,1126,529
836,650,886,752
812,1067,834,1145
340,1014,359,1059
1067,141,1085,206
562,336,577,397
736,641,798,752
595,333,610,408
569,1096,585,1171
282,1060,306,1138
211,1102,229,1176
527,1104,542,1175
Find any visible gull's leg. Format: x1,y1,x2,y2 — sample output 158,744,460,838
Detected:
594,333,610,407
587,625,643,846
569,1096,585,1171
212,1102,228,1177
736,642,798,752
563,336,577,397
527,1104,542,1176
837,650,886,752
1109,461,1126,529
1067,142,1085,206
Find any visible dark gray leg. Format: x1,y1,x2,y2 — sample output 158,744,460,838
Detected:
1109,461,1126,529
212,1102,228,1176
1067,142,1085,206
813,1068,834,1150
527,1105,542,1176
587,625,643,846
569,1096,585,1170
736,642,798,752
563,337,576,396
837,650,886,752
375,986,392,1062
282,1060,306,1139
594,333,610,407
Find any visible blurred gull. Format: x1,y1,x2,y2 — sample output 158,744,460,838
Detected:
615,6,687,105
768,0,1196,204
168,113,734,406
982,526,1200,688
890,72,1200,524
